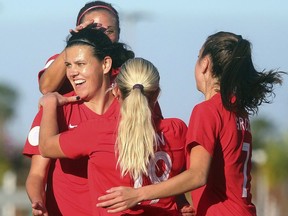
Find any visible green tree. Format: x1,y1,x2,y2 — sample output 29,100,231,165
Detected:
251,118,288,215
251,117,277,149
0,82,18,183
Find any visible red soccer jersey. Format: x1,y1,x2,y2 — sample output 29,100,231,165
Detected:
139,117,187,215
186,93,256,216
60,114,187,216
23,92,119,216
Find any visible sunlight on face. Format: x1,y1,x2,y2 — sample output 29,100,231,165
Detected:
82,10,119,43
64,45,105,101
194,49,203,93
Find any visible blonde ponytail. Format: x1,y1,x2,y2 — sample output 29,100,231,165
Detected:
115,58,160,180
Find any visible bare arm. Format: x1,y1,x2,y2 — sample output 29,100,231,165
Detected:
39,92,79,158
97,145,212,213
39,51,66,94
26,155,50,216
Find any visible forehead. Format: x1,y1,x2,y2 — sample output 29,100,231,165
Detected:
65,45,94,60
82,10,117,27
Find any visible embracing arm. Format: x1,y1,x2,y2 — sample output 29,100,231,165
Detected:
39,92,79,158
97,145,212,213
26,155,50,216
39,51,66,94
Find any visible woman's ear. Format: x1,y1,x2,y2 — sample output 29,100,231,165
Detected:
200,56,210,74
102,56,112,75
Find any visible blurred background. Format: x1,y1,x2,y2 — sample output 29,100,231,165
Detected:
0,0,287,215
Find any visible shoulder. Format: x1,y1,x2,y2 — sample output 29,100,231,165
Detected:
38,53,60,77
158,118,187,135
192,93,223,119
41,54,60,71
156,118,187,151
45,54,60,64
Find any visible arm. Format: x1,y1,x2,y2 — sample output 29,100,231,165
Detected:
38,92,79,158
175,164,195,216
39,51,66,94
97,144,212,213
26,155,50,216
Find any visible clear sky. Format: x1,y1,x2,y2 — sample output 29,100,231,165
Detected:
0,0,287,144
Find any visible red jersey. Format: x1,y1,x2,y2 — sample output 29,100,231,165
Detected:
23,92,119,216
139,117,187,215
59,112,187,215
186,93,256,216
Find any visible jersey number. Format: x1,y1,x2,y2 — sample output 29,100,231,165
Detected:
134,151,172,204
242,142,250,198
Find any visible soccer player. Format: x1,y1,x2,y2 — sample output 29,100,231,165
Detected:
23,27,134,215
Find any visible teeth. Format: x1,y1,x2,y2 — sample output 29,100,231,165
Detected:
74,80,85,85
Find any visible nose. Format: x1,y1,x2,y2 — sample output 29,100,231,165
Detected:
67,65,79,77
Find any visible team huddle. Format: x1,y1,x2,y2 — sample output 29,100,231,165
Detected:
23,1,284,216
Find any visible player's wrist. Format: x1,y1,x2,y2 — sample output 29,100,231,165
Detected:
136,186,148,202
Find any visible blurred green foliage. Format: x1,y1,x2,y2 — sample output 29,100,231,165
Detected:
251,118,288,214
252,118,288,185
0,82,29,186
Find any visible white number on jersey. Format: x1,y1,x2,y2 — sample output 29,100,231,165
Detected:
242,142,250,197
134,151,172,204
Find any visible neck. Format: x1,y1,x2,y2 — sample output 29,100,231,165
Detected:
204,90,218,100
84,91,114,114
203,79,219,100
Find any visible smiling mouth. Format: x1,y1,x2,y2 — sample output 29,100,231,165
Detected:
74,80,86,86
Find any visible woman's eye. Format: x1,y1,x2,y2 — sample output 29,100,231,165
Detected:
65,63,71,68
105,27,115,35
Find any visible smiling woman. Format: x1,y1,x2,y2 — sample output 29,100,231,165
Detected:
63,27,126,105
22,27,134,216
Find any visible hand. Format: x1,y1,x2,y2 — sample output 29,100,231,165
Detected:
69,19,94,33
97,186,142,213
31,201,48,216
38,92,80,108
180,205,196,216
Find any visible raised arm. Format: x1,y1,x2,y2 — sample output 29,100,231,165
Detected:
39,51,67,94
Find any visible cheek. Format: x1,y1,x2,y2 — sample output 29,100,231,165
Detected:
194,65,199,81
194,65,202,90
90,70,103,84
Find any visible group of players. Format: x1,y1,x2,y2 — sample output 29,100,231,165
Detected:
23,1,284,216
